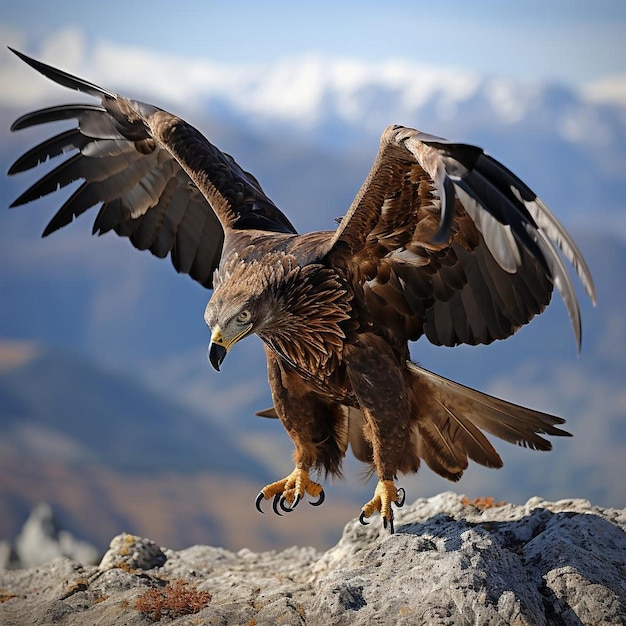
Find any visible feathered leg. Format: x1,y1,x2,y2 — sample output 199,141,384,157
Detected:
344,335,420,533
255,348,349,515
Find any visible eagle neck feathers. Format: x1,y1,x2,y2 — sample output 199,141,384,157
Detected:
258,258,354,377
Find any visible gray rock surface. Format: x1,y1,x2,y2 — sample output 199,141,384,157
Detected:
0,492,624,625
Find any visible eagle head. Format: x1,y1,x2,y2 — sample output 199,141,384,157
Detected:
203,264,268,371
204,255,298,371
204,255,353,373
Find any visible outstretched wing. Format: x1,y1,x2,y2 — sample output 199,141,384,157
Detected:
7,49,296,288
327,125,596,348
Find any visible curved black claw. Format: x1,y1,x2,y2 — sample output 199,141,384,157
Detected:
358,511,370,526
272,494,283,516
396,487,406,508
309,488,325,507
279,494,300,513
255,491,266,514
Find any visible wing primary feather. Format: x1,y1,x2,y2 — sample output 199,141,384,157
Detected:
43,181,104,236
8,48,116,99
452,185,522,273
10,104,106,132
527,195,596,306
454,173,546,270
10,153,83,208
476,153,596,305
8,129,89,174
530,226,583,351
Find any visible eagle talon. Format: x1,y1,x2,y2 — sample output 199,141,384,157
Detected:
255,491,266,514
256,468,324,517
359,479,403,532
383,510,396,534
272,494,283,516
279,494,299,512
309,489,325,507
359,511,370,526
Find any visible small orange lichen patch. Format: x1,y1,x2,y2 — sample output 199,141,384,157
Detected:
0,591,21,603
135,579,211,622
59,577,91,601
119,533,137,556
461,496,506,509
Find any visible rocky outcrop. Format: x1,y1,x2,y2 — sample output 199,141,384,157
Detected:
0,492,624,625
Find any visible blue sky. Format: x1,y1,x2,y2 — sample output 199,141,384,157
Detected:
2,1,625,86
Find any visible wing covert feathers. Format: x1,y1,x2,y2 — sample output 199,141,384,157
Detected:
328,125,595,350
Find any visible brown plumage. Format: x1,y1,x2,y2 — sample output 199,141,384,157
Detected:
8,49,596,533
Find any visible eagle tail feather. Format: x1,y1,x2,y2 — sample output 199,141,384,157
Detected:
406,362,570,479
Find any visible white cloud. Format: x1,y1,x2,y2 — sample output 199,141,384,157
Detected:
2,29,91,108
584,75,626,106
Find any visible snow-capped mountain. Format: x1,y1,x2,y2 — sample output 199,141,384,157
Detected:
4,40,624,223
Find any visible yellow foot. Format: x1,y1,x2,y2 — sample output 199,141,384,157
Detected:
359,480,406,534
255,467,325,516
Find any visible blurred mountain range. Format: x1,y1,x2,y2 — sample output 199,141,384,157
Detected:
0,52,625,553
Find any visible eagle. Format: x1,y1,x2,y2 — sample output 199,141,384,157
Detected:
8,49,596,533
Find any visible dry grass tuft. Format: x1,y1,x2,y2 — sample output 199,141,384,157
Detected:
135,579,211,622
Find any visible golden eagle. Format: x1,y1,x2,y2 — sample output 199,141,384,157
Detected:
8,49,595,533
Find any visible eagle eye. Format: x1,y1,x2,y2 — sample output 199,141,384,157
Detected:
236,309,252,324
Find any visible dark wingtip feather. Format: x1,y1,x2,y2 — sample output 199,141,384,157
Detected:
9,188,37,208
8,47,116,100
8,129,87,176
7,161,23,177
42,211,72,237
10,104,106,133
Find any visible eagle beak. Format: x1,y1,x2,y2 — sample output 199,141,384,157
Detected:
208,324,253,371
208,327,228,371
208,341,227,371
